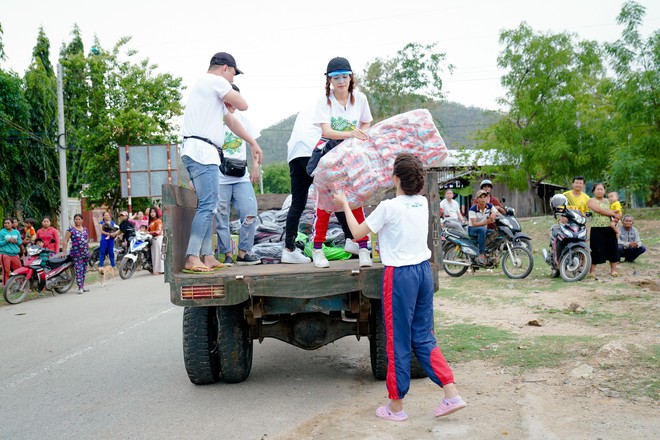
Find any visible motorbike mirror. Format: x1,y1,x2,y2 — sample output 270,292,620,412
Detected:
501,197,506,203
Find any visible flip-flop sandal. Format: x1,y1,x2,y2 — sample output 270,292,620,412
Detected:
375,404,408,422
182,265,213,274
209,265,226,271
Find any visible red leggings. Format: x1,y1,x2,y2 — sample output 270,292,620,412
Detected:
1,254,22,285
313,207,368,245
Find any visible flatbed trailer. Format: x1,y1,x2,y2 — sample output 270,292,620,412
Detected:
163,170,442,384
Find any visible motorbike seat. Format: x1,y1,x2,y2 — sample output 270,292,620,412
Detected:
48,255,68,266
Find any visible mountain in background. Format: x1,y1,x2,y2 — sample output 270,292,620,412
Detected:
255,101,502,166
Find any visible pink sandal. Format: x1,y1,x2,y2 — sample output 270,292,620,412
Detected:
434,397,467,417
376,404,408,422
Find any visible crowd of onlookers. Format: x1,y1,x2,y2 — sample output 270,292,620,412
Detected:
0,207,164,294
438,176,647,277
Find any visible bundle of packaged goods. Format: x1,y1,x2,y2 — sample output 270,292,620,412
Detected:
312,109,448,212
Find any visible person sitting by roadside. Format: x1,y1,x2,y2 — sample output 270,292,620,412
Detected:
468,190,498,265
473,180,505,233
440,189,465,223
618,215,646,263
118,211,136,246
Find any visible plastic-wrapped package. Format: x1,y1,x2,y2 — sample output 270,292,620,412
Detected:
252,242,285,259
312,109,448,211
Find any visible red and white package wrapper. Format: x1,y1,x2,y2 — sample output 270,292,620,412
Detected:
312,109,448,212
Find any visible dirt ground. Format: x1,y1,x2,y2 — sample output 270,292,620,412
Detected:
274,220,659,440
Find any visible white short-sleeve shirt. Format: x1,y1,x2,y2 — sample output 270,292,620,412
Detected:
312,90,373,133
181,73,231,165
366,195,431,267
218,111,259,185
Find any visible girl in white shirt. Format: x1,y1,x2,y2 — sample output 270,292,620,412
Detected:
333,153,466,422
311,57,373,269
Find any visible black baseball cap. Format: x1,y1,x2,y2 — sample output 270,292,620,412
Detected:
326,57,352,76
210,52,243,75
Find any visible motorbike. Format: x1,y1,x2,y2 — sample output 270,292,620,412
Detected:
118,233,153,279
499,207,532,251
3,245,76,304
442,211,534,279
542,208,591,282
88,241,126,269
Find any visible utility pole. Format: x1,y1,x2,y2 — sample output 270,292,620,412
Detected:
57,63,69,238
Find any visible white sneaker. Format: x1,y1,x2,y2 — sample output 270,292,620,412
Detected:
281,248,311,264
358,248,373,267
312,249,330,268
344,238,359,255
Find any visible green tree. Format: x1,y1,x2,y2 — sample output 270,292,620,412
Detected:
260,163,290,194
21,26,60,218
60,25,90,195
478,23,608,213
360,42,453,122
605,1,660,206
63,35,184,209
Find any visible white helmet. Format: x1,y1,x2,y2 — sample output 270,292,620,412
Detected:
480,179,493,189
550,194,567,212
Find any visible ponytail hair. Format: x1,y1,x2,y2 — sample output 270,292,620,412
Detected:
393,153,425,195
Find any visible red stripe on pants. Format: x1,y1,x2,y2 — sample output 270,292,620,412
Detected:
382,266,399,399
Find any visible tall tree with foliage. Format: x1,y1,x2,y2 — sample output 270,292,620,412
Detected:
60,35,184,209
21,26,60,218
478,23,607,213
605,1,660,206
360,42,453,122
59,25,90,196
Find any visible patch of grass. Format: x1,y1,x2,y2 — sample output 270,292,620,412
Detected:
540,307,617,326
439,323,516,363
601,344,659,400
438,322,601,371
498,335,599,369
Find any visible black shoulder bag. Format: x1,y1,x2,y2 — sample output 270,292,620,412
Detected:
306,139,342,176
183,135,247,178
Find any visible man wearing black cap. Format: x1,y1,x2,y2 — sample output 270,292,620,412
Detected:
180,52,263,273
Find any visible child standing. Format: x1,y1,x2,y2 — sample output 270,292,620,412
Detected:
311,56,373,269
333,153,466,422
608,191,622,238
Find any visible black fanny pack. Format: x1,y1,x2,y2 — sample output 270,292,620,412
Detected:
183,135,247,177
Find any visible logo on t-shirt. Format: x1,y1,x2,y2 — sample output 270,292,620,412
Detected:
223,132,243,154
331,116,357,132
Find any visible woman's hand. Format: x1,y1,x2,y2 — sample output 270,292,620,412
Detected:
350,128,369,141
333,189,349,208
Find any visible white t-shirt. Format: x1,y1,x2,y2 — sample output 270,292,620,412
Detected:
218,111,259,185
287,103,321,163
312,90,373,133
440,198,462,220
366,195,431,267
181,73,231,166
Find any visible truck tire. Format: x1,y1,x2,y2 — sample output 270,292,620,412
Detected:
182,306,220,385
369,300,427,381
217,302,253,383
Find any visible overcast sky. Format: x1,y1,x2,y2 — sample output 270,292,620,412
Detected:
2,0,658,134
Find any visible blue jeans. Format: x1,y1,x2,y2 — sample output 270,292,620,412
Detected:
183,156,219,258
99,237,115,267
468,225,487,254
215,181,257,255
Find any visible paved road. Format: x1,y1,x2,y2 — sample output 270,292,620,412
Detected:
0,273,377,440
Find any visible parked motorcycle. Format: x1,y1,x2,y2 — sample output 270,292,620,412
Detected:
442,212,534,279
500,207,532,251
118,233,153,279
3,245,76,304
88,241,126,269
541,194,591,282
